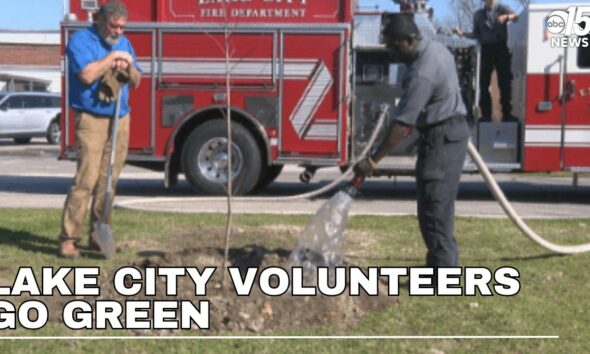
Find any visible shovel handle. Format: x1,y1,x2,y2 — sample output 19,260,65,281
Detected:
102,95,122,218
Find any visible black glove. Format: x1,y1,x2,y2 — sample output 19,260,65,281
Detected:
98,69,130,103
353,157,378,177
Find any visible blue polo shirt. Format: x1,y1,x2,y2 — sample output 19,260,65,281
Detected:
66,24,140,117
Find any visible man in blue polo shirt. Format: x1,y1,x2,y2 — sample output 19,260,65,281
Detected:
59,0,141,258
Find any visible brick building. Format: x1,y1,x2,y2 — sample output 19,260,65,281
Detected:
0,30,60,93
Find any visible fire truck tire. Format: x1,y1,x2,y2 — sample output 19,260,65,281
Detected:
181,120,262,195
255,165,284,190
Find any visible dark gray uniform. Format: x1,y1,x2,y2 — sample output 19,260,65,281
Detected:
394,37,470,267
472,3,513,120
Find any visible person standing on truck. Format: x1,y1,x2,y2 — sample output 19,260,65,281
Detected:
58,0,141,258
354,13,470,270
454,0,519,122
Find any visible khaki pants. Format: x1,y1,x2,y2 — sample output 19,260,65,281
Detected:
60,111,130,243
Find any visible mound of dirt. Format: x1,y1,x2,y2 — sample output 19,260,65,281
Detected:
77,245,399,334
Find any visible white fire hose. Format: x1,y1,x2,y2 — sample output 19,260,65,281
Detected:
117,108,590,255
467,141,590,254
116,104,388,207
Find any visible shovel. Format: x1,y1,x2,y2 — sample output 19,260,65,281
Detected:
290,176,364,283
93,94,122,259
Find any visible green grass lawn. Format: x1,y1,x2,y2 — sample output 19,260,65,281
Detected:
0,209,589,353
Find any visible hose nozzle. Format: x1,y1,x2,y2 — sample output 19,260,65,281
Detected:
345,175,365,197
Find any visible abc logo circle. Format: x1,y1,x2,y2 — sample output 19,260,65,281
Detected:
546,14,566,34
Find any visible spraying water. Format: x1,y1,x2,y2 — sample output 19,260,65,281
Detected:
290,178,362,284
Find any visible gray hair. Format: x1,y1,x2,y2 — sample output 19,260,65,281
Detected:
97,1,128,22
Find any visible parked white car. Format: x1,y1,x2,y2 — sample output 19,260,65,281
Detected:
0,92,61,144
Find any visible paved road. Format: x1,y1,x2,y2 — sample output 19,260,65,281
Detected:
1,138,589,219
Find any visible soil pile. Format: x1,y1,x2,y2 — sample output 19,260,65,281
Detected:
88,245,399,334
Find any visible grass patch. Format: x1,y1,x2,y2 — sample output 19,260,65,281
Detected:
0,209,589,353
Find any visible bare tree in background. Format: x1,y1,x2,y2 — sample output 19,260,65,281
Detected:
450,0,480,29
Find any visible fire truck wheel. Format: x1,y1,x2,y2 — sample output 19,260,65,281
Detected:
255,165,284,190
181,120,262,195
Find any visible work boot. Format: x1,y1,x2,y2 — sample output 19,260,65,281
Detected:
57,240,81,259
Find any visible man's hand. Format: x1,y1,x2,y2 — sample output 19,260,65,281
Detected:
78,51,134,86
353,157,378,178
112,59,129,71
498,14,518,24
453,27,464,36
110,51,141,88
109,51,133,66
108,51,133,72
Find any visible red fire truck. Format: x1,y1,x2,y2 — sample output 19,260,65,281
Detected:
60,1,590,195
508,3,590,173
62,0,355,195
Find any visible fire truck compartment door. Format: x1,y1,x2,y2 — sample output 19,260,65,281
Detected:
521,7,590,171
278,32,345,160
562,43,590,168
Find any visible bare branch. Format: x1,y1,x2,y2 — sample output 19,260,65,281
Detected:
446,0,480,30
220,2,233,289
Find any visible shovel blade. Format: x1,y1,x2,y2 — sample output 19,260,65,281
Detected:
93,221,116,259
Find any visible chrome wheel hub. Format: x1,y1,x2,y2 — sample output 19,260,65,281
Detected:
197,137,243,184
